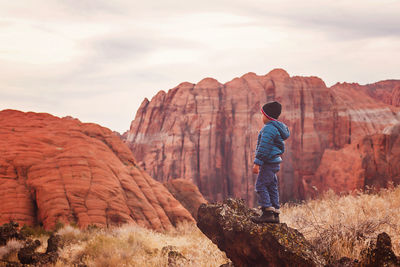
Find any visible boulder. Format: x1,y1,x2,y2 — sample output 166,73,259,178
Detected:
359,232,400,266
197,199,400,267
197,198,327,267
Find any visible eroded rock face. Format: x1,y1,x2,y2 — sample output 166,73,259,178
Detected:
310,123,400,197
197,198,327,267
0,109,194,230
126,70,400,202
164,178,207,221
359,80,400,107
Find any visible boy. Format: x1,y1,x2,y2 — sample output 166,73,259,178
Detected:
251,101,290,224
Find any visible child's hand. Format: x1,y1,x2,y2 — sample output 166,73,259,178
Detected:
253,164,259,174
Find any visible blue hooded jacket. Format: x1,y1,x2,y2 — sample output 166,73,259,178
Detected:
254,120,290,165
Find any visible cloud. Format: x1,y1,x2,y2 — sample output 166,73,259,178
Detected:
231,0,400,40
0,0,399,132
56,0,126,16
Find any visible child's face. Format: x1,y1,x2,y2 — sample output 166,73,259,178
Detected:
262,114,269,124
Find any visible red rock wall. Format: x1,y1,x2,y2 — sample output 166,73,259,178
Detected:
126,70,400,203
310,123,400,197
0,110,194,230
364,80,400,107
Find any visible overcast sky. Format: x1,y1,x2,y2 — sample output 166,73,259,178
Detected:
1,0,399,133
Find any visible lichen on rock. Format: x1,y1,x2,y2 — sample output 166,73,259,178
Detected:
197,198,327,267
197,198,400,267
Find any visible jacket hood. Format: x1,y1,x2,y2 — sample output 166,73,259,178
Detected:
270,121,290,140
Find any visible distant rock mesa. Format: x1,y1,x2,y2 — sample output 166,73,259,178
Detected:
125,69,400,203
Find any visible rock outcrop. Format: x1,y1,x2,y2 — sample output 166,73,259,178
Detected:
125,69,400,203
197,198,327,266
164,178,207,221
0,109,194,230
359,232,400,267
197,199,400,267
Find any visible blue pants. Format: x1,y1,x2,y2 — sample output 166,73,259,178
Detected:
255,163,280,209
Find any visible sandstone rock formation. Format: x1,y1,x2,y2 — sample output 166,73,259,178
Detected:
0,109,194,230
125,69,400,203
164,178,207,221
308,123,400,197
336,80,400,107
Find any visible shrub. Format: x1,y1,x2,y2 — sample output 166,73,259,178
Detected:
0,239,24,261
20,224,52,237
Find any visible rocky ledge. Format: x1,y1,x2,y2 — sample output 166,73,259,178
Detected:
197,199,400,267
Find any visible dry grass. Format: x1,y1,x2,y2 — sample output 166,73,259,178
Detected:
0,239,24,262
0,236,48,263
54,222,229,267
14,185,399,266
281,185,400,263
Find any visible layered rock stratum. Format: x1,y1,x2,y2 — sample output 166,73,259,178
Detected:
125,69,400,203
0,110,194,230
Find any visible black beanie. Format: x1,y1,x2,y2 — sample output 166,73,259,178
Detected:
261,101,282,120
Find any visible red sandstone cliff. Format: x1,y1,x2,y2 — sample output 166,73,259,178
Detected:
309,123,400,197
125,69,400,203
332,80,400,107
0,110,194,230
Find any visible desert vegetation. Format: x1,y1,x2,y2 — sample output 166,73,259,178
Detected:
1,185,399,266
281,185,400,263
50,222,229,267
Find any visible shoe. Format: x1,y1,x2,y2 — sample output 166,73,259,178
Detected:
251,208,279,224
273,211,280,223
